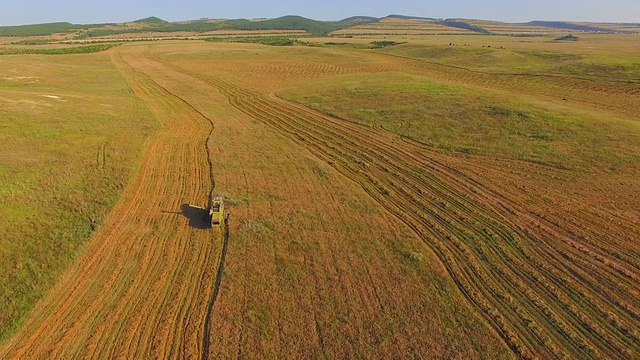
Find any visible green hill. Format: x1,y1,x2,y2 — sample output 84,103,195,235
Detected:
436,19,490,34
386,14,436,21
132,16,168,24
0,15,373,38
0,22,101,37
225,15,338,35
85,15,379,37
336,16,380,28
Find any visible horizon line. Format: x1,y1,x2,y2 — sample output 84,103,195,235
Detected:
2,14,639,28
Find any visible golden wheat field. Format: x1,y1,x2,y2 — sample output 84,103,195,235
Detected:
1,22,639,360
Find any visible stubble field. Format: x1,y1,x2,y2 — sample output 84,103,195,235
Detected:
0,29,639,359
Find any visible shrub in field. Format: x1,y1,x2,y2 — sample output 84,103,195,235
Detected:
205,36,296,46
371,41,406,48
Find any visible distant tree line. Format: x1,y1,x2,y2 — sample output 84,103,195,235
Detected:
0,44,120,55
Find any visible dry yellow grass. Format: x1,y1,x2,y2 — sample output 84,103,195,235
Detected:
0,42,511,359
1,31,639,359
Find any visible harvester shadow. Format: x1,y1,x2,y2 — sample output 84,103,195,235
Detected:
180,204,212,229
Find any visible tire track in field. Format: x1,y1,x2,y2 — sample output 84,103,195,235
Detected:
120,51,230,360
201,217,230,360
118,52,231,359
148,57,640,359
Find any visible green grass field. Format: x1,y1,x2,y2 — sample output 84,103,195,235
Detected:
280,71,640,171
373,35,640,78
0,52,157,341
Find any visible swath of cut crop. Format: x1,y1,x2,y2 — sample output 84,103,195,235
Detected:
0,50,224,359
137,49,230,360
201,216,229,360
2,41,637,359
151,49,639,359
128,47,513,359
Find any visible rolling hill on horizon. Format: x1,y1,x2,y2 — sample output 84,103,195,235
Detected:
1,14,638,37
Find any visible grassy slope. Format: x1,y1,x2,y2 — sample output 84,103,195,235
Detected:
278,37,640,172
2,16,634,40
0,44,120,55
0,22,101,37
280,71,640,171
525,21,617,33
269,37,640,357
381,16,490,34
375,39,640,79
0,51,157,341
83,16,378,37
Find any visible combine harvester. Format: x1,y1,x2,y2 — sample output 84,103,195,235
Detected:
184,195,228,229
208,196,227,227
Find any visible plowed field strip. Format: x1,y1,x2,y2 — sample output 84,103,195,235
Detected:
116,50,230,360
0,49,223,359
142,51,640,358
116,56,230,358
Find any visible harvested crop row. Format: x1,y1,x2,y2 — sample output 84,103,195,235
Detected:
127,47,513,359
157,50,639,358
0,51,222,359
2,43,515,359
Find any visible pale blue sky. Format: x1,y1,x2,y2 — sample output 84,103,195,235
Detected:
1,0,638,26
